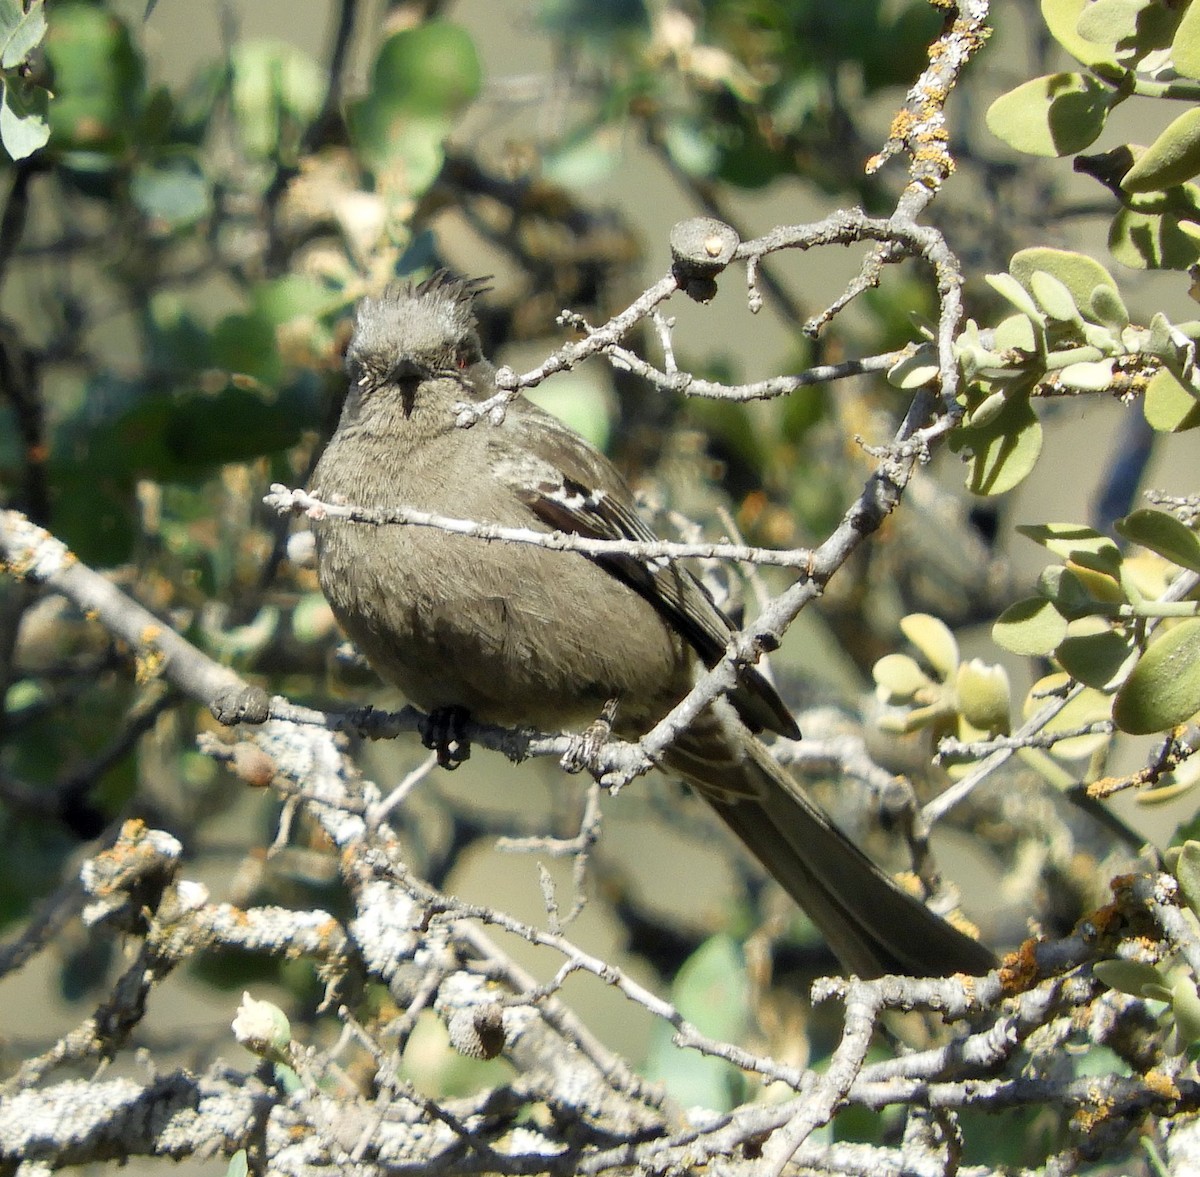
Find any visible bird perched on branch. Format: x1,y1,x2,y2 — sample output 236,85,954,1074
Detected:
309,270,994,978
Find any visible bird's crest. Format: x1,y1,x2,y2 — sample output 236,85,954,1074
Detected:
347,270,492,387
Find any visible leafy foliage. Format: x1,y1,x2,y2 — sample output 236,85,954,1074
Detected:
988,0,1200,270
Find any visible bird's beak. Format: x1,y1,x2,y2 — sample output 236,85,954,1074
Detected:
388,356,426,417
390,357,426,382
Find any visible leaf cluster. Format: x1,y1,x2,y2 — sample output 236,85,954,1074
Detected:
988,0,1200,269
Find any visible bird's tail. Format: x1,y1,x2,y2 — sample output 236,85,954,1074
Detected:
663,706,995,978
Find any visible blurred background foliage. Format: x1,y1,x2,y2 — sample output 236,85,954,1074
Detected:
1,1,1199,1166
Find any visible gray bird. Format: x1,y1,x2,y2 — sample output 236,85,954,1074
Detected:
309,271,995,978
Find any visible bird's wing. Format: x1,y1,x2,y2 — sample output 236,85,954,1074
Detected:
489,403,799,739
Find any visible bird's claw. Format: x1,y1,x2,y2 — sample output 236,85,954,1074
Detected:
560,698,618,775
421,705,472,769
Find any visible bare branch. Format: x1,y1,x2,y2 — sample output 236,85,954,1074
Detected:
266,485,818,570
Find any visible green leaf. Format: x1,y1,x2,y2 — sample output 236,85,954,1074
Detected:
1073,556,1127,598
53,375,161,474
225,1151,249,1177
1057,628,1134,689
144,295,213,372
1059,360,1116,390
1076,0,1152,46
985,72,1111,158
993,312,1039,353
673,933,749,1036
1145,311,1193,373
1117,508,1200,573
715,127,790,190
643,934,748,1111
1113,619,1200,734
1088,281,1131,330
1018,522,1123,570
538,0,648,39
873,652,931,699
900,613,959,678
50,476,137,565
966,390,1009,428
1039,565,1105,620
1174,0,1200,79
1081,0,1185,59
130,157,211,227
0,0,20,39
0,0,44,68
1124,107,1200,192
251,274,338,326
1041,0,1123,69
1093,958,1167,997
163,386,307,467
0,77,49,160
949,390,1043,496
348,21,480,176
4,678,45,715
1010,249,1121,317
526,372,613,450
1144,367,1200,432
211,313,282,386
956,660,1011,732
986,272,1046,323
1109,205,1200,271
136,84,175,151
1122,177,1200,218
542,129,622,188
1172,973,1200,1052
661,119,720,178
229,41,325,160
1029,269,1082,321
45,1,144,152
1175,841,1200,917
993,597,1069,656
384,118,448,195
887,345,939,390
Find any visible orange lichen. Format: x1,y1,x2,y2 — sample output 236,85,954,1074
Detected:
997,938,1042,993
135,646,166,684
1087,900,1125,938
1071,1086,1116,1133
888,108,918,143
1145,1069,1181,1102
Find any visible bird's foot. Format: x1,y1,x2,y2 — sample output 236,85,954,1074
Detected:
421,706,471,769
560,698,619,775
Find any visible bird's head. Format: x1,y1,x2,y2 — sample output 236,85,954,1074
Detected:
345,271,491,407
